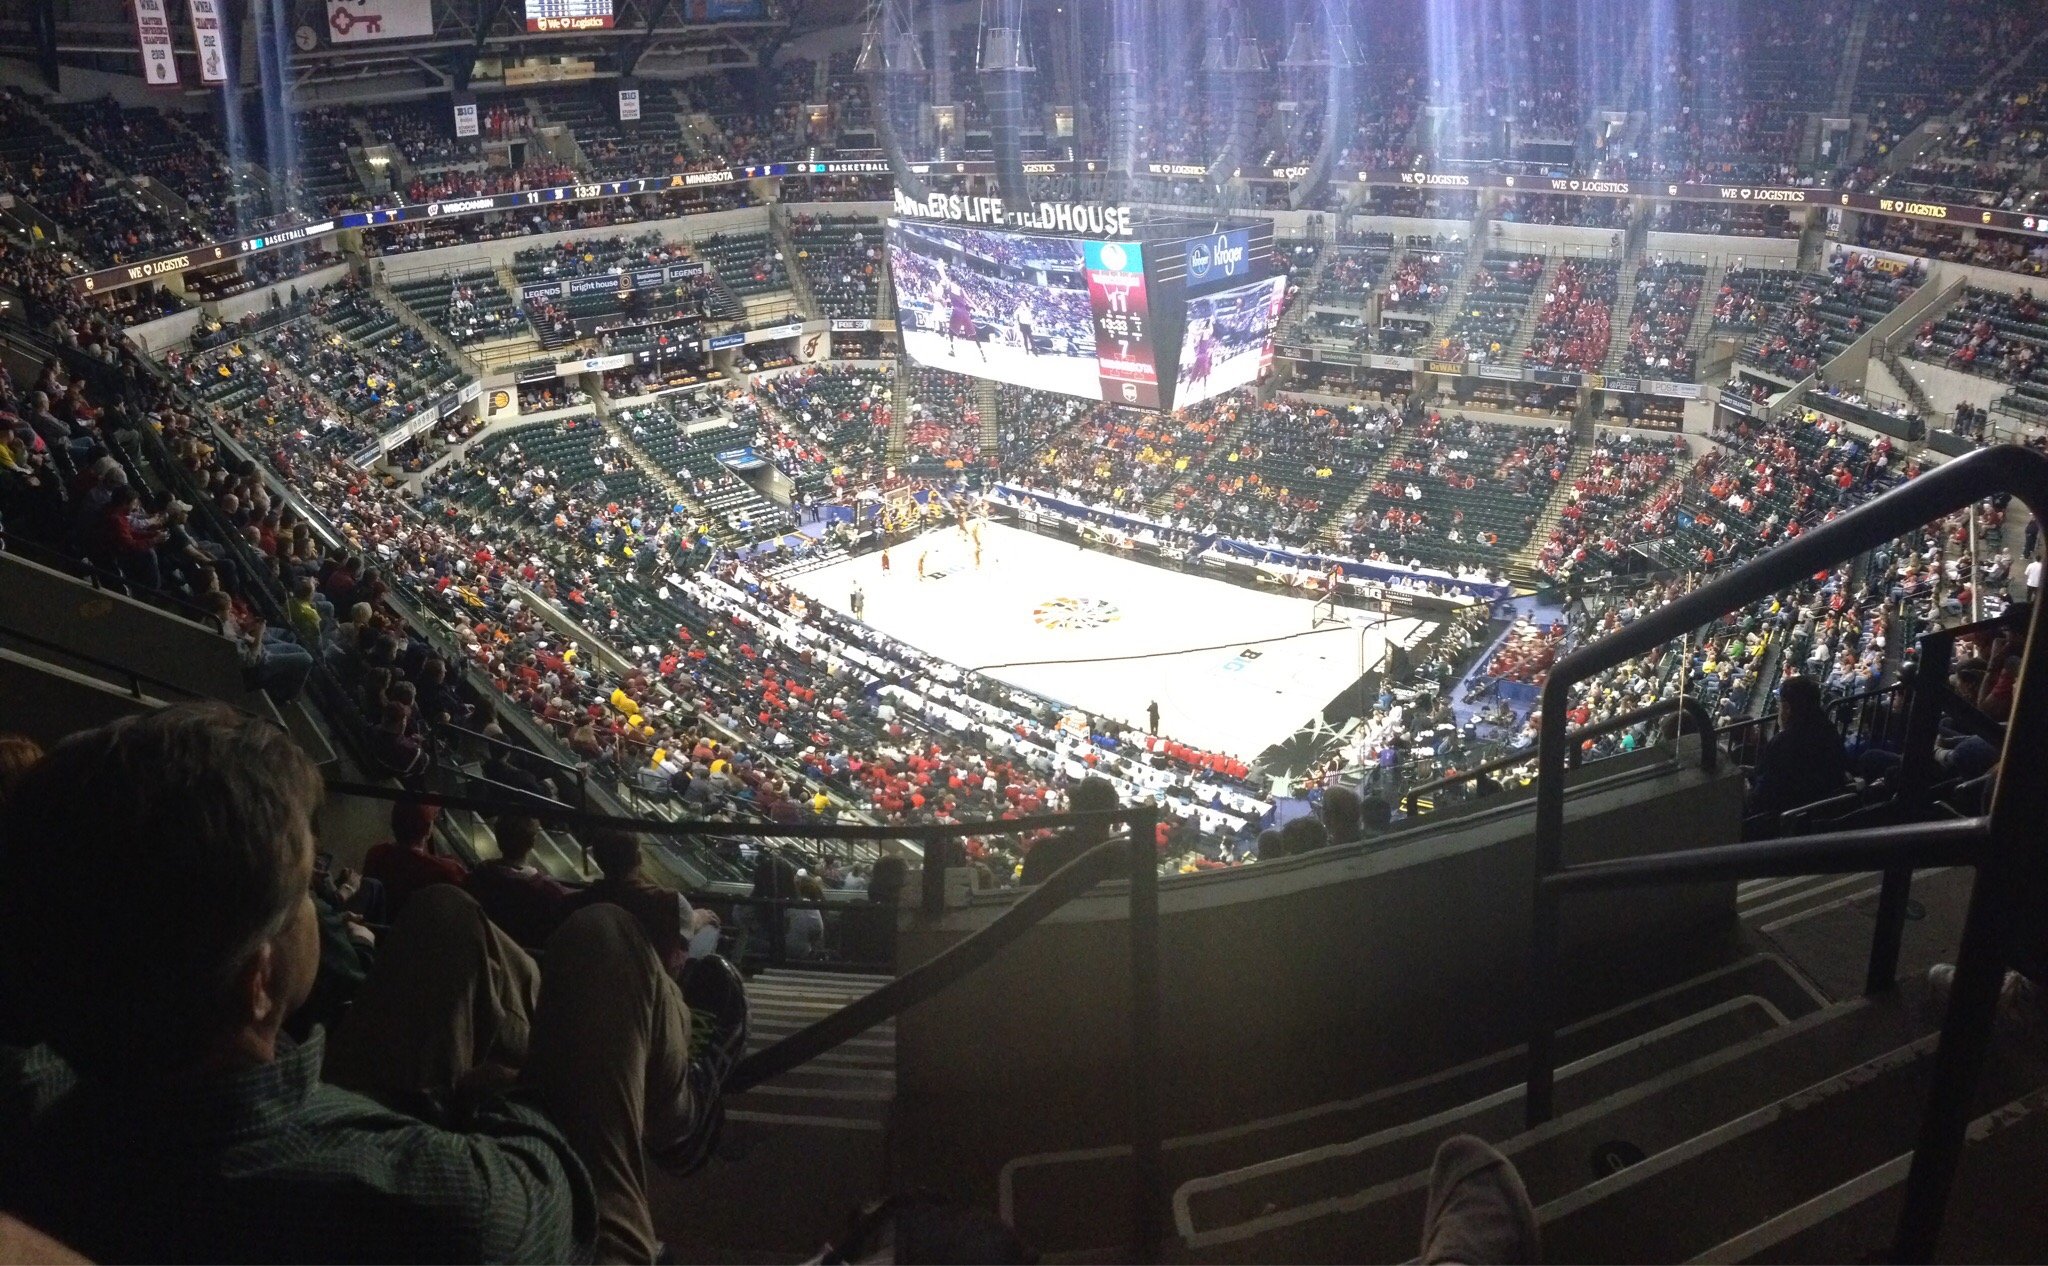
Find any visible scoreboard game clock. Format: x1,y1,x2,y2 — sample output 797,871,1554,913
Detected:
523,0,614,31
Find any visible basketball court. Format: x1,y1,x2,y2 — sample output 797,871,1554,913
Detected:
898,326,1105,399
782,520,1433,762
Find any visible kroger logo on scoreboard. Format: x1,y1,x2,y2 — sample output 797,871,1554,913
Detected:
1186,229,1251,288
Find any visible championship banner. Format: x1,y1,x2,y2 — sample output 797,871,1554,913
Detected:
618,87,641,122
133,0,180,87
327,0,434,43
187,0,229,84
453,96,479,138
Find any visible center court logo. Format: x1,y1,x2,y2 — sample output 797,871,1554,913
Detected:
1033,596,1123,631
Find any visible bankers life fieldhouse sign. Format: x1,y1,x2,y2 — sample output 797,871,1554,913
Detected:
890,190,1137,238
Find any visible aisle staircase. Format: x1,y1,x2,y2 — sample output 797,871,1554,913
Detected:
596,399,740,547
887,358,911,462
1276,247,1336,345
1877,343,1938,422
1146,400,1269,516
1316,433,1414,545
976,377,1001,458
654,969,897,1260
1599,256,1646,375
1684,261,1730,361
772,209,822,317
1509,255,1565,368
1423,241,1491,347
992,944,2048,1263
1508,441,1596,581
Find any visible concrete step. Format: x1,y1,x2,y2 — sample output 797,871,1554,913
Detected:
1173,979,1938,1262
1540,1023,2048,1263
1003,954,1821,1254
1708,1078,2048,1263
651,1105,888,1261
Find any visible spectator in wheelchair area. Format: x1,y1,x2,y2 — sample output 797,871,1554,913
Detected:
0,703,749,1264
1745,675,1850,831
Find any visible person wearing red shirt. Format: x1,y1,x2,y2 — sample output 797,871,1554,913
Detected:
362,800,467,915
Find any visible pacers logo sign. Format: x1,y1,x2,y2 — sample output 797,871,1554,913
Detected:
1033,597,1122,631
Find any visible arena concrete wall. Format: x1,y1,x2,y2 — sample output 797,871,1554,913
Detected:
892,757,1744,1211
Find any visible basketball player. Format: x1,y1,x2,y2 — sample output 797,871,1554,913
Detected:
851,581,865,619
1186,317,1219,395
880,549,891,575
940,265,987,362
917,549,928,580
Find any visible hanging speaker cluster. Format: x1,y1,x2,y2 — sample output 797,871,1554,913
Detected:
977,0,1036,214
857,0,930,202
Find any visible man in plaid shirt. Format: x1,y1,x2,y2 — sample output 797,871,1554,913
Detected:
0,704,738,1262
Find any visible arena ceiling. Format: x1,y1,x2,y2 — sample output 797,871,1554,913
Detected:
0,0,824,96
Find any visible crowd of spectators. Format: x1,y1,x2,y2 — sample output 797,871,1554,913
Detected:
786,214,883,319
1167,398,1403,549
736,366,893,492
1617,260,1706,379
1741,254,1924,379
1339,413,1571,569
1026,393,1243,512
1384,245,1464,310
1524,259,1616,372
1915,288,2045,388
901,367,983,469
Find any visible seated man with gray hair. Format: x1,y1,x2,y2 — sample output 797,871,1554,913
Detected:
0,702,743,1263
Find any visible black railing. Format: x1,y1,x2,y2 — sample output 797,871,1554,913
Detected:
1399,696,1716,817
435,720,590,804
1717,680,1903,776
1524,442,2048,1262
319,780,1168,1261
0,617,262,714
0,535,227,631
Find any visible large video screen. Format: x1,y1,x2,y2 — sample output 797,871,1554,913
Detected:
1173,274,1287,409
888,220,1161,406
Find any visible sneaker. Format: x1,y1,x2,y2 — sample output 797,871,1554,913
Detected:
1419,1135,1540,1265
649,955,750,1176
1926,963,2048,1046
680,953,751,1078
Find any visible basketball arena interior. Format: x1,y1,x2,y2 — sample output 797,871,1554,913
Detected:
2,0,2048,1259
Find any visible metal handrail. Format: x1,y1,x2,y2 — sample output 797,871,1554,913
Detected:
319,778,1167,1260
1525,442,2048,1262
1,535,226,630
438,720,587,777
0,617,261,714
1399,696,1716,816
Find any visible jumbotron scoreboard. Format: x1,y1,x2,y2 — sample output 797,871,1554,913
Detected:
886,192,1277,413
